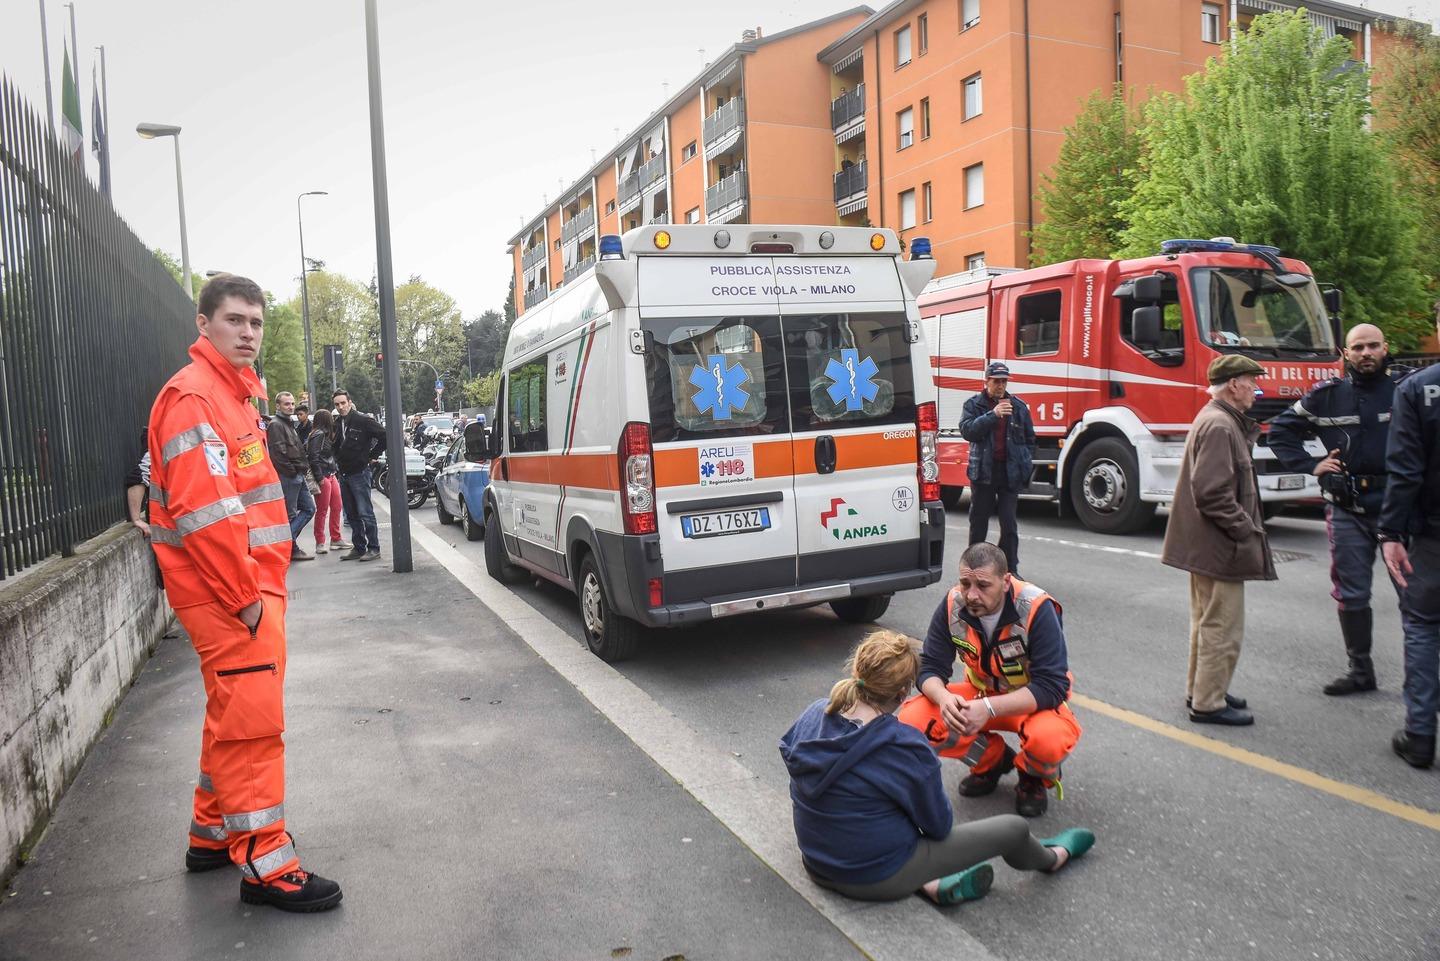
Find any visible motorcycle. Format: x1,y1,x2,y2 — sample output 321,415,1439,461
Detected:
371,447,433,508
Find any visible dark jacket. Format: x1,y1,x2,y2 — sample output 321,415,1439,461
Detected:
1380,363,1440,539
917,587,1070,711
265,415,309,480
334,410,387,476
1268,362,1411,516
779,699,951,885
306,428,339,480
959,391,1035,490
1162,399,1276,582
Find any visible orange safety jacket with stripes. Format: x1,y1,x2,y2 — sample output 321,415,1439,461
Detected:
939,579,1072,710
147,337,291,612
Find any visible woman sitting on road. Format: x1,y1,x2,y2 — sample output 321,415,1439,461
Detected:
779,630,1094,904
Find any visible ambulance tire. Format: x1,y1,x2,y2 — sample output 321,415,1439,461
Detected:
460,498,484,541
1069,437,1156,535
830,594,892,624
577,554,643,662
483,505,524,584
941,486,965,510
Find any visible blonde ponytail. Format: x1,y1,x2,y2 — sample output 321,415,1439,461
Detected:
824,630,920,715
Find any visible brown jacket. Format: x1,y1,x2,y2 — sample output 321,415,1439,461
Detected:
1161,399,1277,582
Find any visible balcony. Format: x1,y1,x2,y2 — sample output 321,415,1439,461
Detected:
648,213,669,225
831,84,865,131
703,98,745,155
617,171,641,213
521,244,546,270
563,254,597,286
561,206,595,245
834,160,867,206
638,151,666,191
705,169,747,222
523,286,548,310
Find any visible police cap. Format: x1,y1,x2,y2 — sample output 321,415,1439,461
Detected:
1207,354,1266,384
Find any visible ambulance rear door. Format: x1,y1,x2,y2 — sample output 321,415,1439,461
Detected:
778,257,924,584
636,256,799,605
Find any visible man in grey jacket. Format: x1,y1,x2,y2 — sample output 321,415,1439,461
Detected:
267,391,316,561
1161,355,1276,726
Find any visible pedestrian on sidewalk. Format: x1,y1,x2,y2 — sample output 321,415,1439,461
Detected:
1162,354,1275,727
959,362,1035,575
124,427,153,541
267,391,316,561
306,409,343,554
780,630,1094,905
295,403,313,443
145,273,341,912
898,542,1081,817
332,388,386,561
1378,305,1440,770
1269,324,1412,696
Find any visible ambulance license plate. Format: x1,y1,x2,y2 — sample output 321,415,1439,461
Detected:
1277,475,1305,491
681,508,771,539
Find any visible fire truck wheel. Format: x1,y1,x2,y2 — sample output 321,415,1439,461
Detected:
1069,437,1156,535
940,486,965,511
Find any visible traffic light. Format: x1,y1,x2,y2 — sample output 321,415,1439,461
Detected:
374,351,383,368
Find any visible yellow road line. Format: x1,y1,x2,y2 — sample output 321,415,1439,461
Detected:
1071,693,1440,833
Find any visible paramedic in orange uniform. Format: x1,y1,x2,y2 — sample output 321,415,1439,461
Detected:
147,274,342,913
898,542,1082,818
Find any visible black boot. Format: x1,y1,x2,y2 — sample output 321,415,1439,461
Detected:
1392,730,1435,769
1324,609,1377,696
958,746,1016,797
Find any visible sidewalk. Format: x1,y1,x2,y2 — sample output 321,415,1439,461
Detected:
0,539,866,960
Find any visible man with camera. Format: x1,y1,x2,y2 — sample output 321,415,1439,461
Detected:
1270,324,1413,697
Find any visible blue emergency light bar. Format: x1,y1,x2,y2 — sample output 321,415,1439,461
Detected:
1160,238,1283,258
599,234,624,260
910,237,933,260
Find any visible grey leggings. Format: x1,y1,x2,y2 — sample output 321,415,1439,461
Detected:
811,814,1058,901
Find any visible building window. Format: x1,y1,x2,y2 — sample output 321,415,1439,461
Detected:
605,199,616,215
918,14,929,55
682,141,697,162
961,0,980,31
899,188,917,230
964,163,984,208
1202,3,1222,43
1115,13,1124,83
897,107,914,150
920,97,931,139
963,73,982,120
554,238,561,250
923,181,933,222
628,217,638,230
966,252,986,271
895,24,912,67
685,207,700,224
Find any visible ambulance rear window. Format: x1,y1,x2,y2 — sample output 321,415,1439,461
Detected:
643,315,789,443
784,312,916,432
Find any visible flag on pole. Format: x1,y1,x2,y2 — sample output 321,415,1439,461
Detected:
91,65,111,196
61,43,84,165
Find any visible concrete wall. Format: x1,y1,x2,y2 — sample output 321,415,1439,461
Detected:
0,525,171,885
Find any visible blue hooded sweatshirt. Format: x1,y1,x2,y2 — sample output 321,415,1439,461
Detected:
779,698,953,885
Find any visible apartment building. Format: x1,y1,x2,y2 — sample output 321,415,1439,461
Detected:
509,0,1407,315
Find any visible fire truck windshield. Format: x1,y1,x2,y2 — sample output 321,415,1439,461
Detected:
1190,267,1336,355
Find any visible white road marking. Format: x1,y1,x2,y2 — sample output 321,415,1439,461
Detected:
945,521,1163,559
381,505,1001,961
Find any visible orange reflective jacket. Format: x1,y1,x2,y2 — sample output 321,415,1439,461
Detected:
147,337,291,612
945,579,1068,696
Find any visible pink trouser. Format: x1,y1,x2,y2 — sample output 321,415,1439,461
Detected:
313,475,342,544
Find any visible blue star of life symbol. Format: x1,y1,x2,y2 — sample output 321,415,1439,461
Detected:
700,461,717,478
824,348,879,412
689,354,751,421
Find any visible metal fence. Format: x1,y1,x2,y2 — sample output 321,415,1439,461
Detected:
0,78,195,580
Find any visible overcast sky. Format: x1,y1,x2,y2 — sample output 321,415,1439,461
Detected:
3,0,1438,319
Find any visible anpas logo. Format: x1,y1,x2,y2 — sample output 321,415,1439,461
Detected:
819,497,888,541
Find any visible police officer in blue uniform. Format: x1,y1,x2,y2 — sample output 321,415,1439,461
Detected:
1269,324,1412,696
1379,308,1440,769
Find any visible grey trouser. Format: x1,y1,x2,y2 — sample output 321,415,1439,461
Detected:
809,814,1057,901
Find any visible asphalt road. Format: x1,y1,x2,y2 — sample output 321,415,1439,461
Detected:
410,496,1440,961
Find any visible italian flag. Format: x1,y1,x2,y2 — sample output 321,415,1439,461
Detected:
61,43,83,165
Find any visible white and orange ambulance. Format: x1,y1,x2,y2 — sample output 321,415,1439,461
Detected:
483,225,944,660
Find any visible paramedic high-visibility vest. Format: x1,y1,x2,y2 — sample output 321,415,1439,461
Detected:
147,337,291,612
945,579,1065,696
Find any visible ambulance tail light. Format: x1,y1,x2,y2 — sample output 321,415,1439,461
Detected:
917,401,940,503
619,422,657,535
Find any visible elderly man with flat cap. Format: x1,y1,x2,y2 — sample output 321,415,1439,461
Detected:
1162,354,1277,726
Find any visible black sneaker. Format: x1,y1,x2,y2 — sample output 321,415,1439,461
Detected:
1015,771,1049,817
185,846,231,873
359,550,382,562
1392,730,1435,769
958,746,1016,797
239,869,343,913
339,548,365,561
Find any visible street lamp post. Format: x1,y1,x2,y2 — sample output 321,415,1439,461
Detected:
297,190,329,408
136,123,192,301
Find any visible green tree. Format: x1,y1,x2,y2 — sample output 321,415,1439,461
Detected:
394,275,466,414
1119,11,1430,347
464,309,509,378
290,270,382,413
461,369,501,409
152,248,202,299
1030,85,1142,265
260,293,306,401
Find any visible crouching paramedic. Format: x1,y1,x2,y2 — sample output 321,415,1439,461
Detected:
898,542,1081,817
148,274,342,913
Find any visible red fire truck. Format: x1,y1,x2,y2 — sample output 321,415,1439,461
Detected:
919,238,1344,534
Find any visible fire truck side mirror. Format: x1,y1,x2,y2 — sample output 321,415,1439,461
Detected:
1133,275,1163,303
1323,288,1342,317
1133,305,1163,350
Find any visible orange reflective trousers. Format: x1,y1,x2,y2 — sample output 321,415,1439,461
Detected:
180,590,299,882
897,680,1082,786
